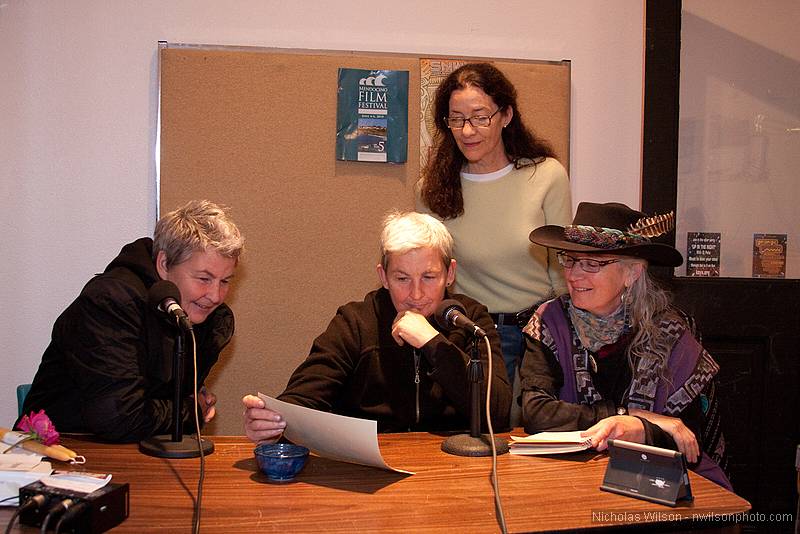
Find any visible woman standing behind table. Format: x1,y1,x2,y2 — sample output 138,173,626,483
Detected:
520,202,731,489
417,62,572,383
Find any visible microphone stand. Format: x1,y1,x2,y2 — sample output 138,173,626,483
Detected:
139,322,215,458
441,332,509,457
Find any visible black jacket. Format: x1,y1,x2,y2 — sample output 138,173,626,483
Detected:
21,238,234,442
278,288,511,432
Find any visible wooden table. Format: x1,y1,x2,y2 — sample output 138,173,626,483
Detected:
1,433,750,533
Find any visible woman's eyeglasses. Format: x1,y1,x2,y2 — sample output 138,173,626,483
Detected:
444,108,502,129
557,252,621,273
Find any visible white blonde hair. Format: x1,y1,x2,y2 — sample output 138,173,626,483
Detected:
379,211,453,270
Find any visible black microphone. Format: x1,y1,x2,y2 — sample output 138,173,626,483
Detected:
435,299,487,337
148,280,192,331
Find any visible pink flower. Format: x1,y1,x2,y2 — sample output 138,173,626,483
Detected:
16,410,60,446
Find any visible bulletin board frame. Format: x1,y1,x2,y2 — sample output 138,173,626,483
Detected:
158,42,570,434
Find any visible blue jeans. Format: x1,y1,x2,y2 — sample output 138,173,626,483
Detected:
496,323,524,381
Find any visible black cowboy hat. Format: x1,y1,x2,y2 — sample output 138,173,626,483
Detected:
529,202,683,267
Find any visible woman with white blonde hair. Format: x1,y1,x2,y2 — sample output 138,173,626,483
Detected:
243,211,511,442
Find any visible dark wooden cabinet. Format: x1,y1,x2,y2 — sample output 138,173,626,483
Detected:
671,279,800,522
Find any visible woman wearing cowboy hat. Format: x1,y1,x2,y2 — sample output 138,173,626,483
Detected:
519,202,731,489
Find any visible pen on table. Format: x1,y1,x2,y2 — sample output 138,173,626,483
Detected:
0,427,79,462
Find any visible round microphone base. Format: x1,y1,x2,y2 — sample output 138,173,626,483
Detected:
139,434,215,459
441,433,509,457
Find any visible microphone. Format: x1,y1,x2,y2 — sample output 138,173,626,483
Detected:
436,299,508,457
148,280,192,331
435,299,487,338
140,280,214,459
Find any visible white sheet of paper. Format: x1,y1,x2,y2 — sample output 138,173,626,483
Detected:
0,462,52,507
258,393,413,475
0,454,42,471
39,471,112,494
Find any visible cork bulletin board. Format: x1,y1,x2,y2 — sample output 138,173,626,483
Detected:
158,43,570,434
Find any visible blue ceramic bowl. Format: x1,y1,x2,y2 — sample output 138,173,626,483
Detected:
254,443,309,482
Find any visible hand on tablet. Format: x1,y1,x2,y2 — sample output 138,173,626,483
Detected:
581,415,645,452
628,409,699,463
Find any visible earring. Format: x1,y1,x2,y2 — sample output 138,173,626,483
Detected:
622,287,632,331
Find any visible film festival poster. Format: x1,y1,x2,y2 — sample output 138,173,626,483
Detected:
686,232,721,277
335,68,409,163
419,59,469,169
752,233,787,278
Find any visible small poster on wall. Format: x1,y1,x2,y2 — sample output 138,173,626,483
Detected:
335,68,409,163
419,59,469,169
752,234,787,278
686,232,721,277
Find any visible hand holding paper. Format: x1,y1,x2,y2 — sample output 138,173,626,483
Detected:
242,394,287,444
256,394,412,474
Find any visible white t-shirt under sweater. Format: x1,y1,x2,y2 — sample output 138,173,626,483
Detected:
419,157,572,313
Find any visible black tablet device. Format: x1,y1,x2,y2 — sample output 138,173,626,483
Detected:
600,439,693,506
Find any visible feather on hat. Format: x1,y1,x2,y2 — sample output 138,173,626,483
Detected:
529,202,683,267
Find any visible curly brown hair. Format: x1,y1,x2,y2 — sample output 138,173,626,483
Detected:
418,63,555,219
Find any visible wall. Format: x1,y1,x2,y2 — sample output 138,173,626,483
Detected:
0,0,645,432
677,0,800,278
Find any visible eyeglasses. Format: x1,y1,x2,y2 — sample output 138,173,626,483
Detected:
444,108,502,129
557,252,621,273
